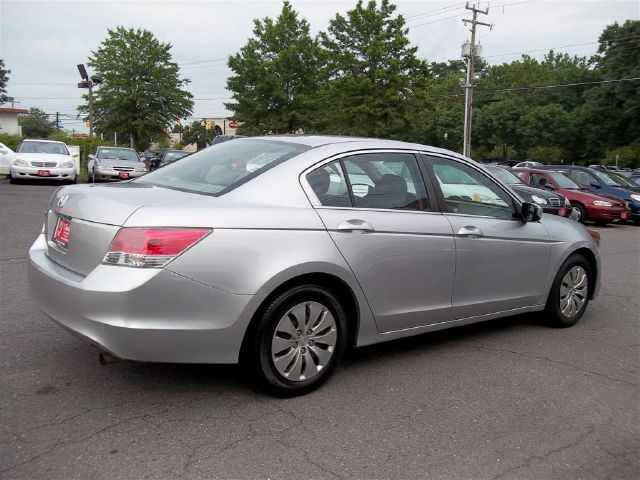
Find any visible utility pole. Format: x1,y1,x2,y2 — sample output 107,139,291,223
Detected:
462,2,490,158
55,112,60,131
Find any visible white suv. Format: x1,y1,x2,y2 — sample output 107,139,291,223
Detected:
10,139,76,184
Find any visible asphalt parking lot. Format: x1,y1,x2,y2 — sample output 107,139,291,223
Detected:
1,179,638,480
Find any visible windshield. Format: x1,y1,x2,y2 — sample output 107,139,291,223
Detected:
594,170,628,187
97,148,139,161
164,151,189,162
549,171,581,189
486,167,524,185
136,139,306,195
17,141,69,155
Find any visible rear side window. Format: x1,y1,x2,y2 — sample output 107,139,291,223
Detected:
136,139,307,195
307,152,429,211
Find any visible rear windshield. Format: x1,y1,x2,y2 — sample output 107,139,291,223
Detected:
136,139,307,195
17,141,69,155
486,167,524,185
164,151,189,162
97,148,139,161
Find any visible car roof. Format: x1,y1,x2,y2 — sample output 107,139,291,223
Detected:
250,134,457,154
98,146,136,151
22,139,66,145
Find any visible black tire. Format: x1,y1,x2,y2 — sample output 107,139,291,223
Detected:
9,176,19,184
245,285,348,396
594,220,609,226
570,202,587,224
544,254,592,328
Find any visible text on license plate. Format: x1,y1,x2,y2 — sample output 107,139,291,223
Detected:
38,170,51,176
53,218,71,247
118,172,130,179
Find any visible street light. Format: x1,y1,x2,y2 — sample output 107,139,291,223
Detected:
77,64,102,137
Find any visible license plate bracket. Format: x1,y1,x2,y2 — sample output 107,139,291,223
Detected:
38,170,51,177
118,172,130,179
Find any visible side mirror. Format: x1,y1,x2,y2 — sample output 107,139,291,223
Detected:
590,182,601,189
521,202,543,222
545,184,556,190
88,154,95,160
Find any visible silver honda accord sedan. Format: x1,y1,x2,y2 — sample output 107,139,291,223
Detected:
28,136,600,396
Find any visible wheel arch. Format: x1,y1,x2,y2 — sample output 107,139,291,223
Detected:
239,272,361,361
571,246,599,300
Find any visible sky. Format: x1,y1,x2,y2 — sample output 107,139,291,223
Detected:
1,0,638,133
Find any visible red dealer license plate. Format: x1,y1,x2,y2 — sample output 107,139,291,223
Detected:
118,172,130,179
621,212,629,219
38,170,51,177
53,217,71,248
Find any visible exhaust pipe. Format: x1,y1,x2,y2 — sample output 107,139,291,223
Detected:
99,351,122,365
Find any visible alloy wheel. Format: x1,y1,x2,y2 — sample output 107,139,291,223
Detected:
559,266,588,318
271,301,337,382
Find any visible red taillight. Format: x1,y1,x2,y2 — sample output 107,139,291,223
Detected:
558,208,567,216
103,228,211,268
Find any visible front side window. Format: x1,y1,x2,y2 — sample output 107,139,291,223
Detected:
137,139,307,195
569,169,596,187
549,171,581,189
428,156,514,219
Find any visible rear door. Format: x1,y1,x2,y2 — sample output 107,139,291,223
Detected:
423,155,551,319
304,151,455,333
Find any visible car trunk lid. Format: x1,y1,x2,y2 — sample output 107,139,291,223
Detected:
45,183,205,276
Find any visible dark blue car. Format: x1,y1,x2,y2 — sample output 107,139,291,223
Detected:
539,165,640,224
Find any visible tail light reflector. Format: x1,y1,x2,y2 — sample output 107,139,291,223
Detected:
102,228,211,268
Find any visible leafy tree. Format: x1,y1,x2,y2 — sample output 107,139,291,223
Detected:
226,1,322,135
317,0,427,138
18,107,54,138
79,27,193,150
0,59,10,104
579,20,640,156
181,120,214,146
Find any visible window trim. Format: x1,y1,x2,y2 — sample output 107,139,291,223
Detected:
420,152,525,221
300,149,437,213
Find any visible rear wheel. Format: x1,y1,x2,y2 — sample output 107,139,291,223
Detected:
544,254,592,328
246,285,348,396
570,202,586,223
9,175,19,184
594,220,609,226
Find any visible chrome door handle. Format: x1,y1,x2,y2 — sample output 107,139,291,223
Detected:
457,226,484,238
337,219,375,233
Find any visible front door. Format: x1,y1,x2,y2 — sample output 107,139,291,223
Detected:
424,155,551,319
305,151,456,333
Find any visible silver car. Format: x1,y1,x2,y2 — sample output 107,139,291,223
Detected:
87,146,147,181
28,136,600,396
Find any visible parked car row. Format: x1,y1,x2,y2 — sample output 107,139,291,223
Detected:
484,163,639,225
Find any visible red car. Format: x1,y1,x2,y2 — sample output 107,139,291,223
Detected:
512,168,631,225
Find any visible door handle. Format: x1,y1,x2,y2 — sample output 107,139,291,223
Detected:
337,219,375,233
457,226,484,238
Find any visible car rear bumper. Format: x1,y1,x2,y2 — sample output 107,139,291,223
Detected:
11,166,76,181
28,233,264,364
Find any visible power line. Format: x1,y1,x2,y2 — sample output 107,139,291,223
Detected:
483,34,640,59
477,77,640,94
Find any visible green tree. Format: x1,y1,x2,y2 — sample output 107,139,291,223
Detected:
79,27,193,150
181,120,214,146
18,107,54,138
0,59,10,104
226,1,322,135
317,0,427,138
578,20,640,156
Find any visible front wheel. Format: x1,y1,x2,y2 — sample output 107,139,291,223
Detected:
570,203,586,223
246,285,348,396
544,254,592,328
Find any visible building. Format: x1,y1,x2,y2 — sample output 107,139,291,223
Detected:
0,107,28,135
